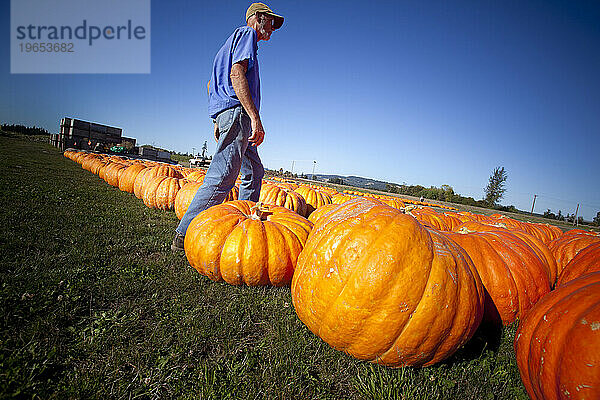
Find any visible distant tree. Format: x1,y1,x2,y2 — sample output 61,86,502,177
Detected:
328,177,344,185
594,212,600,226
484,167,507,207
1,124,49,136
440,185,454,202
497,204,519,213
386,183,400,194
544,209,556,220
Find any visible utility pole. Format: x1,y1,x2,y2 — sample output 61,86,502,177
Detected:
574,203,580,226
531,194,537,215
192,147,195,157
312,160,316,180
291,160,295,174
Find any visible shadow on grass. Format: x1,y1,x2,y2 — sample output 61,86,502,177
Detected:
443,320,505,369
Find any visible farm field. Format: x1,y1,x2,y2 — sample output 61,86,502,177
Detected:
1,131,531,399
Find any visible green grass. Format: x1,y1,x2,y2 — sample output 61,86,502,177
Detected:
0,131,528,399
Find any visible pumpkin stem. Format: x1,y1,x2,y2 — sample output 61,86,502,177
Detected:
403,205,416,213
250,202,272,221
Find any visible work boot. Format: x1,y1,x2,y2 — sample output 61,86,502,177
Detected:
171,232,185,252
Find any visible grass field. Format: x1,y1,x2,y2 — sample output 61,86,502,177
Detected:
0,132,529,399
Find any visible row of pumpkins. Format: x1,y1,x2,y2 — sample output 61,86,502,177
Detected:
64,150,600,400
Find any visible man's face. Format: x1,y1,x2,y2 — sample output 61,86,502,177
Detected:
258,14,275,41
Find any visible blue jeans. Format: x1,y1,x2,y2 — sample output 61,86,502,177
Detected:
176,106,264,236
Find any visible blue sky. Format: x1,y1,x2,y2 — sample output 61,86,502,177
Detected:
1,0,599,220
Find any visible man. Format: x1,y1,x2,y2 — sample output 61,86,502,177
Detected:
172,3,284,251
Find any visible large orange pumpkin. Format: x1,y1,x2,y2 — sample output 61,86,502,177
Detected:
103,162,129,187
455,221,558,287
175,182,203,220
549,230,600,276
97,163,110,182
81,155,103,173
154,177,183,210
407,207,450,231
454,211,484,223
514,272,600,400
118,164,147,193
445,229,550,325
439,212,463,231
186,170,206,183
142,176,168,208
331,193,354,205
83,158,108,175
378,196,406,210
525,222,563,245
259,183,308,217
291,198,484,367
556,242,600,287
133,168,151,199
185,201,313,286
74,151,92,164
307,202,340,224
294,186,332,215
484,215,562,245
133,165,183,199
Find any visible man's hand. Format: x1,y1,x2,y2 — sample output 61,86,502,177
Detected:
249,118,265,146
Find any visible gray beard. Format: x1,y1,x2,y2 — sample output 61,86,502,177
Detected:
258,20,270,39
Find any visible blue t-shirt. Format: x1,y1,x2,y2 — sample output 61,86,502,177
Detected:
208,26,260,119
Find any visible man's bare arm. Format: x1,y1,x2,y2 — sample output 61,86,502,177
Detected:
230,60,264,146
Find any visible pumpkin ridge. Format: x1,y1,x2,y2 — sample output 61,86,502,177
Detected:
448,231,520,324
502,231,551,314
248,217,269,285
426,234,467,360
264,220,297,285
236,219,255,285
316,209,398,341
531,282,600,398
428,236,479,363
309,205,368,263
514,274,600,399
185,211,243,280
481,232,531,317
291,199,382,335
220,219,244,285
196,210,245,236
484,235,524,315
268,214,312,245
554,298,600,396
213,216,247,280
339,211,435,357
378,228,438,362
557,242,600,286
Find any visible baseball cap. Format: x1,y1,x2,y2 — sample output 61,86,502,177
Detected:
246,2,284,30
